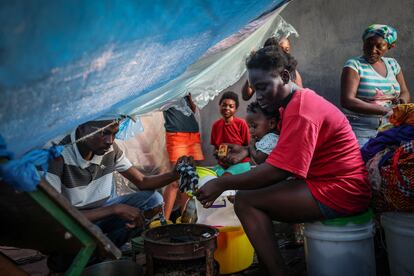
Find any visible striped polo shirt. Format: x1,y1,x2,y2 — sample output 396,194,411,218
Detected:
46,131,132,209
344,56,401,108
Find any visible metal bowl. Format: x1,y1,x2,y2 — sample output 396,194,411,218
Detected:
82,260,143,276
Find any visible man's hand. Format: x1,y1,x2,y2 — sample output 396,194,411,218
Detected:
112,204,145,228
223,144,249,165
173,156,194,174
195,177,225,208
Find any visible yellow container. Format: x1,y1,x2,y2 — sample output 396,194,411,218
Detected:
196,166,217,179
214,226,254,274
149,219,173,228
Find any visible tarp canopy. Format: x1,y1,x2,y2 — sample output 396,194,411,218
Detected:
0,0,290,157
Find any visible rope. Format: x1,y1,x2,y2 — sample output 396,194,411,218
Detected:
62,114,132,147
0,115,133,192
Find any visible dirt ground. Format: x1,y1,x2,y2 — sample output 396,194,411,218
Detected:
0,221,390,276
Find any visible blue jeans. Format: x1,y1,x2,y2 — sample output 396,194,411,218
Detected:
95,191,163,247
347,114,381,147
317,201,346,220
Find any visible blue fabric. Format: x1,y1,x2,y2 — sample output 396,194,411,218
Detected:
0,135,13,160
0,145,64,191
96,191,163,247
360,125,414,162
362,24,397,45
0,0,282,157
346,114,381,147
115,117,144,140
213,162,251,176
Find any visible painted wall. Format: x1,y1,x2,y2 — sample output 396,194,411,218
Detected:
199,0,414,166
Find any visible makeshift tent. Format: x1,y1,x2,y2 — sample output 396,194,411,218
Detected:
1,0,292,157
0,1,299,190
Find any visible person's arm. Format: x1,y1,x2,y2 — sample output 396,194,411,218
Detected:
196,163,290,205
341,67,391,115
294,70,303,88
120,166,179,190
226,142,269,164
81,206,116,221
212,145,220,160
185,94,197,113
248,142,269,164
241,80,255,101
241,119,250,146
396,71,411,103
81,204,144,228
223,144,249,165
211,121,219,160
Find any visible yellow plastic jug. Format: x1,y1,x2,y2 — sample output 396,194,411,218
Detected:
214,226,254,274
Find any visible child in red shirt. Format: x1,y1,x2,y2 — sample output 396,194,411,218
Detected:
210,91,250,176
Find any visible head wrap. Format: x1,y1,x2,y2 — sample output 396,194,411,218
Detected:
362,24,397,45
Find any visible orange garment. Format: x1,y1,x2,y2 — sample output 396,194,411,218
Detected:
165,132,204,162
390,104,414,126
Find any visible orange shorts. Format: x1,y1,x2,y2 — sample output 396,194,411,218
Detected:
165,132,204,162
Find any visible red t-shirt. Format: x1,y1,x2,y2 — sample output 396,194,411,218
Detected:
211,117,250,165
266,89,371,214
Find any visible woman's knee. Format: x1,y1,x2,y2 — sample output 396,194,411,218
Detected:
234,190,250,215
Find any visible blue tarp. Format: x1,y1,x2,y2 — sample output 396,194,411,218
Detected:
0,0,284,157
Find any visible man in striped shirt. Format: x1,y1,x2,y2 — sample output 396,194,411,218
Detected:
46,120,186,249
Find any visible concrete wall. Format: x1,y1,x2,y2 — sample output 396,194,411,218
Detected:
199,0,414,166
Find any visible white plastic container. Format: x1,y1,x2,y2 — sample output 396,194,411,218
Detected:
304,221,376,276
381,212,414,276
195,174,241,227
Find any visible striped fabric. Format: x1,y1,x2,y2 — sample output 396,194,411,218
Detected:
46,131,132,209
344,56,401,108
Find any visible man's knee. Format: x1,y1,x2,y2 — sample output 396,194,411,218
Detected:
141,191,163,210
120,190,164,210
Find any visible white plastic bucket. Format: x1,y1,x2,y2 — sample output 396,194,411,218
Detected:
195,168,241,227
304,221,376,276
381,212,414,276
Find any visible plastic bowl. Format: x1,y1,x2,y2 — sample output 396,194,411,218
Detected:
196,166,217,179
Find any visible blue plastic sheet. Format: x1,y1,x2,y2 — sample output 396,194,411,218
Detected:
0,145,64,191
0,0,283,157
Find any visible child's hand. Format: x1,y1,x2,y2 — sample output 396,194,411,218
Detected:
224,144,249,165
213,149,219,160
217,144,228,158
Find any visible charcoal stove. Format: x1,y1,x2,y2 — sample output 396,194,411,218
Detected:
142,224,219,276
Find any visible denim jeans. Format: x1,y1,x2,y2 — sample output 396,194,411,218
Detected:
95,191,163,247
317,201,346,220
347,114,381,147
